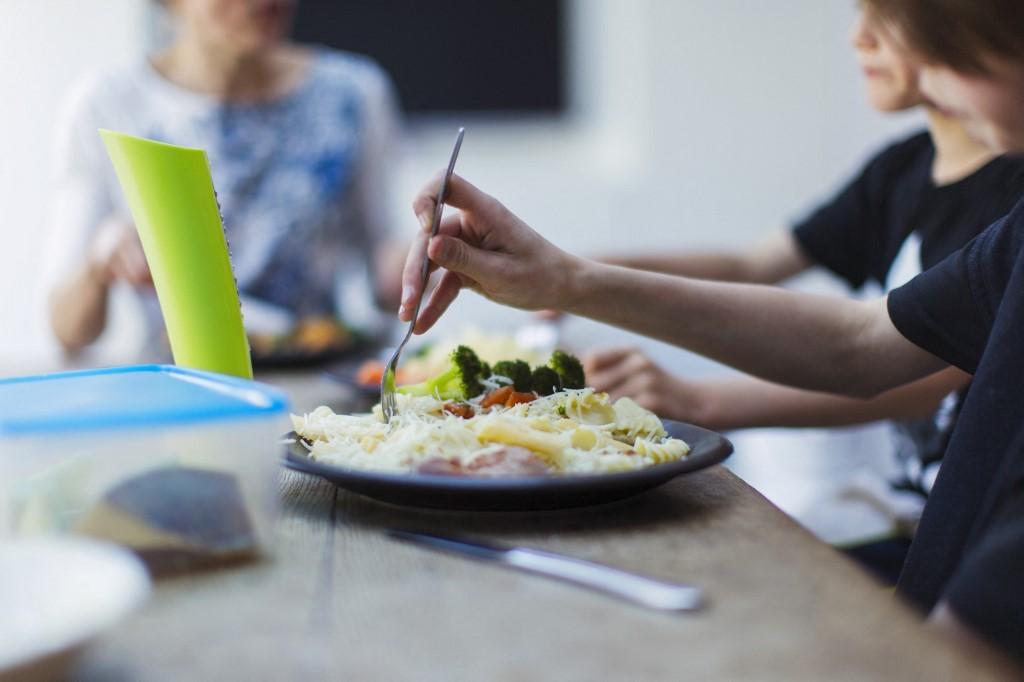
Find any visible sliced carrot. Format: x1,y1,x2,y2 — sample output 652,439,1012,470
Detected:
481,386,514,409
443,402,475,419
356,361,385,386
505,391,537,407
357,361,409,386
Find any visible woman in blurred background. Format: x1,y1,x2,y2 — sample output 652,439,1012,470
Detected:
46,0,405,360
578,2,1024,581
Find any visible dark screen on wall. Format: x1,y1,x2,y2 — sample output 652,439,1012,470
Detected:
290,0,566,115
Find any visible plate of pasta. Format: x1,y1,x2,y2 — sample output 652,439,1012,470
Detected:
285,346,732,510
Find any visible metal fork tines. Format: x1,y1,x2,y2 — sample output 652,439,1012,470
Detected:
381,127,465,423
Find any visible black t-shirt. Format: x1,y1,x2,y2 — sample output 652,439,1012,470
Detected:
793,131,1024,291
888,196,1024,658
793,131,1024,496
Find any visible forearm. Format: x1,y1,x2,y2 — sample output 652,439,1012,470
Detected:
692,367,968,432
49,263,110,353
602,232,810,285
603,252,757,282
565,260,943,397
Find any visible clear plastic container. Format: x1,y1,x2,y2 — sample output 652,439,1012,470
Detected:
0,365,289,573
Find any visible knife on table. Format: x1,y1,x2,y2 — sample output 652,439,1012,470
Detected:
388,529,704,612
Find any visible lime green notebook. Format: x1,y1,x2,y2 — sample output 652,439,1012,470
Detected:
100,130,253,379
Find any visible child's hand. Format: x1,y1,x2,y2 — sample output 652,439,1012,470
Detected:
584,347,705,424
399,173,582,334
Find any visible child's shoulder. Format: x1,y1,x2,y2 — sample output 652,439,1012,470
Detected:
870,130,933,168
853,130,933,188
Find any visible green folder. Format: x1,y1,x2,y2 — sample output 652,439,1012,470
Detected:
100,130,253,379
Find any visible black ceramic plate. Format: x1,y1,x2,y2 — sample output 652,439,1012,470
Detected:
251,347,354,370
251,339,365,370
283,420,732,511
249,322,372,370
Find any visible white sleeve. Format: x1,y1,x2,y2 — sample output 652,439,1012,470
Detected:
350,62,404,249
42,73,122,292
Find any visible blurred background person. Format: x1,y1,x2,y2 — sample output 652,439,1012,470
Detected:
581,3,1024,580
45,0,405,361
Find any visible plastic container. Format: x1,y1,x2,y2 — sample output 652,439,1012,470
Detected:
0,366,288,572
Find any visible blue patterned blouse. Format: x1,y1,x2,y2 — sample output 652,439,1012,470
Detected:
48,47,400,355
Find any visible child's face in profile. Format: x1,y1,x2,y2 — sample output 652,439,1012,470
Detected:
920,60,1024,154
850,8,923,112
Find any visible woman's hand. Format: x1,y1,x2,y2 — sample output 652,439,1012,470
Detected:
90,218,152,287
584,347,706,424
50,217,151,353
399,173,581,333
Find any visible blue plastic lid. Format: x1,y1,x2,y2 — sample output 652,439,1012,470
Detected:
0,365,289,436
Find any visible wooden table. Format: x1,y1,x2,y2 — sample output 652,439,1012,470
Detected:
73,372,1014,680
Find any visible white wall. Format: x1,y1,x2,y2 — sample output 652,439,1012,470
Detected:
0,0,923,365
0,0,148,364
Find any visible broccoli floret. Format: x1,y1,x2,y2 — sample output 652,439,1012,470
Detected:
531,366,562,396
491,359,533,392
398,345,486,400
549,350,585,390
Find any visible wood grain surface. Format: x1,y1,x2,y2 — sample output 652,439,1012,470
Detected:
71,372,1015,681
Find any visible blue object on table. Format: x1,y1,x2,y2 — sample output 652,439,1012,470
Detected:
0,365,288,436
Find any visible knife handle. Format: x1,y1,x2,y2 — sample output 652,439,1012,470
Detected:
506,548,704,612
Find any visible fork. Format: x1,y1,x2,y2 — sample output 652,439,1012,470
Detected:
381,127,465,423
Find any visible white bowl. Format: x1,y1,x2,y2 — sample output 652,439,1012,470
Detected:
0,538,150,680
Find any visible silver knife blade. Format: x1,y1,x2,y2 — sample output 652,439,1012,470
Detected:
389,529,504,561
388,529,704,612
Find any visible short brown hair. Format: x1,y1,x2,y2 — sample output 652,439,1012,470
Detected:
863,0,1024,73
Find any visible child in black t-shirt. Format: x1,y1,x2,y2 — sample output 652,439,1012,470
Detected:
395,0,1024,661
583,7,1024,549
583,5,1024,584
